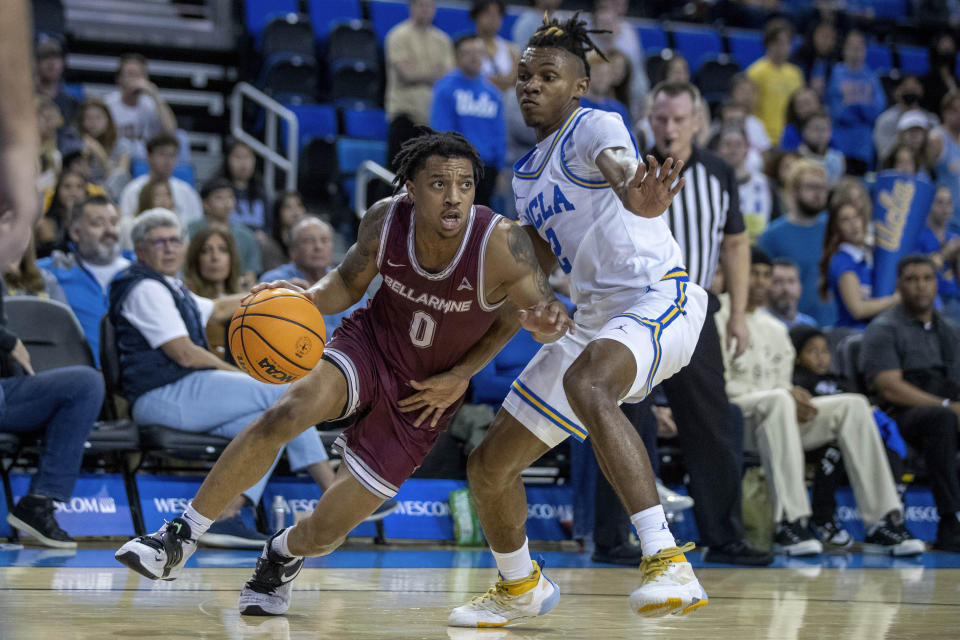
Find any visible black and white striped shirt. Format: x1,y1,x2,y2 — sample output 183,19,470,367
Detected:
650,146,744,289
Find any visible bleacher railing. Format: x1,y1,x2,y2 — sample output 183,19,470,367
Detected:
355,160,397,219
229,82,298,200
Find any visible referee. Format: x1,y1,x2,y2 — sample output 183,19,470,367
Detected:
640,81,771,565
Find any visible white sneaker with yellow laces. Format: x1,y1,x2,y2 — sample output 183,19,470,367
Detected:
448,559,559,628
629,542,708,618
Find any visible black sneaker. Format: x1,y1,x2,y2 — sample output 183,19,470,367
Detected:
591,542,645,566
773,520,823,556
811,517,853,549
238,529,304,616
864,511,925,556
703,539,774,566
935,514,960,552
115,517,196,580
6,495,76,549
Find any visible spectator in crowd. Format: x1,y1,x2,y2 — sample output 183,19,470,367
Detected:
778,87,821,152
747,18,805,144
385,0,454,172
118,133,202,225
718,247,920,556
916,186,960,322
36,95,65,180
38,195,132,363
759,159,836,325
928,90,960,231
606,49,637,123
642,81,771,566
109,209,332,546
790,19,839,96
136,179,175,216
2,238,66,303
789,324,912,550
713,125,778,241
921,32,957,117
798,110,845,185
874,76,937,162
729,74,772,159
268,190,307,262
74,98,133,201
883,141,922,175
663,55,690,84
894,110,934,177
183,224,241,360
819,194,900,330
220,138,268,233
827,30,886,175
764,150,800,224
188,178,261,288
260,217,366,337
34,38,78,124
580,53,632,128
430,34,505,207
471,0,518,93
767,258,818,328
861,255,960,551
512,0,565,47
591,0,649,121
104,53,178,161
2,291,104,548
36,170,88,257
715,99,767,175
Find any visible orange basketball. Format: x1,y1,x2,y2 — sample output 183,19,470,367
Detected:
228,288,327,384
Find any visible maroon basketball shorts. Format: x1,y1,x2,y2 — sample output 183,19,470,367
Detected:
320,317,461,499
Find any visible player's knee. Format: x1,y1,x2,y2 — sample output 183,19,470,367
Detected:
562,369,616,419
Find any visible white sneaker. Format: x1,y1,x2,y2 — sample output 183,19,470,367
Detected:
656,481,694,515
115,518,197,581
238,529,304,616
629,542,708,618
448,560,560,628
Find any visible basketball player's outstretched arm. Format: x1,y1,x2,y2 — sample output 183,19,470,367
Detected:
596,148,686,219
254,199,388,313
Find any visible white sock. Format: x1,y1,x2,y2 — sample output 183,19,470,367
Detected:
631,505,676,556
492,538,533,580
181,502,214,542
270,526,295,559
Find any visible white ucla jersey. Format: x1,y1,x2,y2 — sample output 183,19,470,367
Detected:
513,107,685,326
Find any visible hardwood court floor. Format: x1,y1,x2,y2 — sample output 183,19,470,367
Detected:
1,549,959,639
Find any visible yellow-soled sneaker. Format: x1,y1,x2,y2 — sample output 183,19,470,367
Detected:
448,559,560,628
629,542,708,618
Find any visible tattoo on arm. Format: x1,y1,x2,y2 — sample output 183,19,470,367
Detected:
507,222,553,301
337,200,388,289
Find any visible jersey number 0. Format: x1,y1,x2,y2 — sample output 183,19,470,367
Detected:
409,310,437,348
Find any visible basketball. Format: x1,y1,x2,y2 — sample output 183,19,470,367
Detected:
228,288,326,384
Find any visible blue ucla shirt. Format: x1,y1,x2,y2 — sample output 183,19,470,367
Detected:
828,243,873,329
430,69,505,168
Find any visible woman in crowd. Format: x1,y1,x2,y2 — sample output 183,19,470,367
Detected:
183,224,242,359
136,179,175,216
713,125,780,241
819,194,900,329
268,190,307,259
780,87,822,152
798,109,846,185
220,138,269,233
471,0,518,93
74,98,132,199
2,238,67,303
35,170,87,257
882,142,922,175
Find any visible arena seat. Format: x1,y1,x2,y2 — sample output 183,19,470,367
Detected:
261,53,318,100
637,22,668,56
0,433,21,541
898,45,930,76
342,107,388,140
330,61,382,109
866,43,894,73
261,14,316,60
695,58,741,104
727,29,765,69
434,6,473,39
244,0,298,40
337,138,388,175
307,0,362,45
671,24,723,73
368,0,408,45
298,137,340,202
283,103,338,150
325,20,380,70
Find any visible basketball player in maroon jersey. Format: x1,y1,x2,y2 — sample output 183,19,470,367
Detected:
114,131,574,615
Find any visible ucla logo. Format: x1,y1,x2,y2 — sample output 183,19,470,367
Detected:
258,357,295,383
875,180,915,251
525,185,575,228
295,336,312,359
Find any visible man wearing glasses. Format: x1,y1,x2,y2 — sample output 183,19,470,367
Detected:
107,209,331,547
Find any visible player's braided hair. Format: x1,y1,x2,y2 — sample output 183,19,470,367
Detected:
391,128,484,191
526,12,609,77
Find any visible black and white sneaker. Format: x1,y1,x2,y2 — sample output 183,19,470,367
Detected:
863,511,925,557
115,518,196,580
773,519,823,556
812,517,853,549
238,528,304,616
363,499,399,522
6,495,76,549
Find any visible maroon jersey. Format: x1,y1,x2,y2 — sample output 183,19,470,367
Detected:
362,194,504,384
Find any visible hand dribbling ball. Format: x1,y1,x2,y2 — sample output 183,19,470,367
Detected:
228,288,326,384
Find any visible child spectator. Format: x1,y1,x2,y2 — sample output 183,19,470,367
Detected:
798,110,846,185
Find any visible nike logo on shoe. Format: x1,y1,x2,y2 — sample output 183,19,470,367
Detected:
279,559,302,582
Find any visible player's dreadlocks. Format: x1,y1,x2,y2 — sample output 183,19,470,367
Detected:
526,12,609,77
391,128,484,191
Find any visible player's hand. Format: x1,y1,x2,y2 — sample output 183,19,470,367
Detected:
398,370,470,429
519,300,573,343
726,312,750,359
625,155,685,218
248,280,317,306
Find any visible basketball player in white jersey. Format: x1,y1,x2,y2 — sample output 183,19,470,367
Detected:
446,15,710,626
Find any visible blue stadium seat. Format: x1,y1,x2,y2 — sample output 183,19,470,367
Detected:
434,6,473,39
671,25,722,73
337,138,388,174
866,43,893,73
260,53,318,99
330,60,382,109
500,12,518,41
244,0,298,40
64,83,84,102
727,29,765,69
343,108,388,140
873,0,908,19
636,22,667,56
898,46,930,76
261,14,315,60
369,0,409,45
326,20,380,70
283,104,338,150
308,0,361,44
